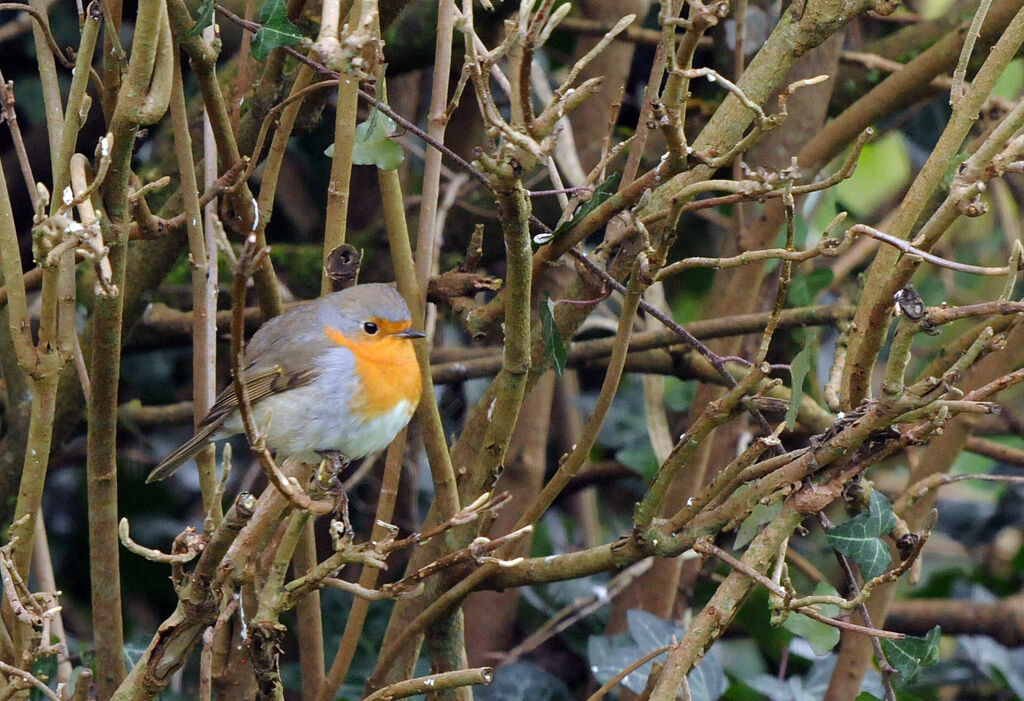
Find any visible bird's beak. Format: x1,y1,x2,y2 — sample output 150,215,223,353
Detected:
394,328,427,339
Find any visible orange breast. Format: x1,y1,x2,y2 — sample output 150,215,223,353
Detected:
323,327,422,418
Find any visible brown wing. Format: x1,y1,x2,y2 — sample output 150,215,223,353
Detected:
146,366,318,483
200,301,327,428
198,364,319,429
147,299,331,483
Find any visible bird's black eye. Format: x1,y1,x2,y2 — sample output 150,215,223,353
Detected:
363,322,379,335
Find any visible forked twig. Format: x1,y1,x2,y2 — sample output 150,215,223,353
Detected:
693,539,905,640
118,519,202,564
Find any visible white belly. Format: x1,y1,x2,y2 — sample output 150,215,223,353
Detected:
220,386,415,461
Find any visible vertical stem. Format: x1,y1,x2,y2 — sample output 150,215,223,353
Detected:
7,375,57,665
56,247,77,361
315,0,343,51
950,0,992,103
202,22,222,524
319,0,361,294
293,522,325,701
87,0,169,689
86,235,129,697
52,3,102,208
425,611,472,701
372,153,464,692
733,0,747,80
0,163,35,371
316,432,406,701
9,374,58,580
754,194,795,365
200,627,214,701
28,0,64,157
377,169,461,518
37,265,59,355
101,0,125,122
459,175,532,502
257,62,315,316
320,71,360,295
881,318,916,399
0,139,64,661
413,0,456,310
170,51,222,519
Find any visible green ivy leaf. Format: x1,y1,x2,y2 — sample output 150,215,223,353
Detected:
836,132,911,217
188,0,215,36
734,501,783,550
540,295,567,376
788,268,834,308
825,490,897,580
782,582,841,655
881,626,941,685
250,0,303,60
345,107,405,171
477,661,571,701
551,172,621,237
786,332,816,430
959,634,1024,698
592,377,658,479
589,611,727,700
626,609,685,651
745,654,844,699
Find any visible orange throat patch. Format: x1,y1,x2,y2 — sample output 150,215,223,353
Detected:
323,325,422,418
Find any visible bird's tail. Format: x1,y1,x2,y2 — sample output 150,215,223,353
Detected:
146,423,220,483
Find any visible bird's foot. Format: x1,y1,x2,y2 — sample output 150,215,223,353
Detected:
314,451,353,538
334,487,353,540
314,450,350,490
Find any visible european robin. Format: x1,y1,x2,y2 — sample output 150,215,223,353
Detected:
146,283,425,483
